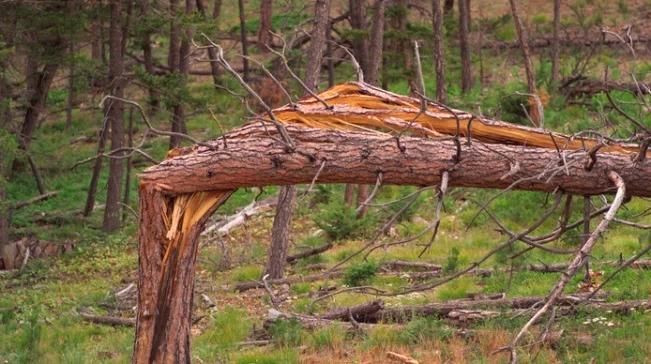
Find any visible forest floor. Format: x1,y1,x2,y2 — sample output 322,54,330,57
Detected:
3,2,651,362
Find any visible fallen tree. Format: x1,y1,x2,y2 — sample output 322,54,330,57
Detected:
132,82,650,363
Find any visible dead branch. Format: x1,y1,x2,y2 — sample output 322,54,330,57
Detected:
78,309,136,327
506,171,626,363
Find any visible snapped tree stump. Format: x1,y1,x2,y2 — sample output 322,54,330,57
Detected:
133,82,650,363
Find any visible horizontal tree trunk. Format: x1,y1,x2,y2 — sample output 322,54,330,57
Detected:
142,124,651,197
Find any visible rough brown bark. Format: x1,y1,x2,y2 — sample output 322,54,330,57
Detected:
13,62,59,170
65,43,75,130
102,0,126,232
265,184,295,279
354,0,385,216
304,0,331,90
237,0,250,82
139,0,160,112
196,0,221,86
133,187,231,363
90,0,103,63
257,0,273,52
169,0,194,149
432,0,446,103
550,0,561,86
458,0,472,93
509,0,540,126
443,0,454,16
83,117,109,217
348,0,368,73
366,0,385,86
142,123,651,197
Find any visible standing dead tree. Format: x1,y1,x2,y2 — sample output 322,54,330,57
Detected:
132,80,650,363
509,0,541,127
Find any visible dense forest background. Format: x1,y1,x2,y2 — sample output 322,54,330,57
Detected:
1,0,651,363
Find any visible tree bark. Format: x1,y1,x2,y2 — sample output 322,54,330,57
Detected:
13,62,59,171
196,0,221,86
443,0,454,16
355,0,385,216
509,0,540,126
65,43,75,130
133,187,231,363
102,0,125,232
83,116,110,217
458,0,472,93
169,0,193,148
257,0,273,52
432,0,446,103
303,0,332,91
348,0,368,73
139,0,160,113
264,184,295,279
550,0,561,86
142,123,651,198
366,0,385,86
237,0,250,82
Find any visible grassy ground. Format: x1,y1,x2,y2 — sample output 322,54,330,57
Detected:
3,1,651,362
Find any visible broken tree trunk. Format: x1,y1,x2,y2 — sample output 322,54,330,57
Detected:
142,123,651,197
134,82,650,364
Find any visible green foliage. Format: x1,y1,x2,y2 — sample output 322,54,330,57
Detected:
308,326,346,350
194,309,252,360
343,260,378,287
314,200,375,241
267,319,303,347
444,247,460,273
397,317,452,344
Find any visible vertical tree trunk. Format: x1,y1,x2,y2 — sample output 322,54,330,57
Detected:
258,0,273,52
213,0,222,18
458,0,472,93
432,0,446,103
550,0,561,86
348,0,368,73
303,0,331,91
265,185,294,279
102,0,125,232
196,0,221,86
13,62,59,171
168,0,187,148
66,43,75,130
266,0,331,280
139,0,160,113
355,0,385,217
132,188,230,363
238,0,250,82
326,19,335,87
443,0,454,16
509,0,540,126
91,0,103,63
122,108,134,223
83,116,109,217
366,0,385,86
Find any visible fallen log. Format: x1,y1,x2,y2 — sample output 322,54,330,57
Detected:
561,77,651,98
142,124,651,197
202,196,277,237
359,294,637,323
380,260,443,272
319,299,384,321
286,242,334,263
79,310,136,327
